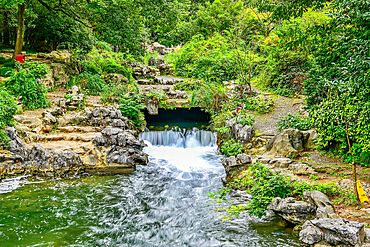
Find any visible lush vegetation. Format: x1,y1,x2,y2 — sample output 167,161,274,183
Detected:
277,113,312,131
0,90,17,147
208,163,345,220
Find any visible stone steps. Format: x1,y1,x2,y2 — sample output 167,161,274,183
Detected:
27,131,98,143
26,140,93,154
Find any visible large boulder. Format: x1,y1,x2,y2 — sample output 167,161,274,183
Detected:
226,120,255,143
303,191,340,220
268,190,340,225
267,129,312,157
299,219,365,247
268,197,316,224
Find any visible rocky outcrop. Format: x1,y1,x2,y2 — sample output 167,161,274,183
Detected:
299,219,365,247
267,129,318,157
268,190,340,225
153,42,174,55
146,98,159,115
222,154,252,183
0,128,84,176
226,120,255,143
91,126,148,167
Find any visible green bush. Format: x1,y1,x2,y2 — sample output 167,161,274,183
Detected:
277,113,312,131
209,163,342,220
0,67,14,77
71,72,107,96
190,81,228,116
220,139,243,157
119,94,145,129
5,69,49,110
0,90,18,147
101,82,140,103
0,57,11,65
82,48,133,80
170,34,239,82
3,62,16,68
21,61,50,79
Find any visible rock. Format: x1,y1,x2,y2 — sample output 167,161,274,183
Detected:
148,57,165,67
58,126,75,133
153,42,173,55
299,219,365,247
102,73,128,84
288,162,316,174
154,76,184,85
14,115,43,129
222,156,240,173
5,127,28,156
270,158,293,168
237,154,252,164
52,151,83,171
146,98,159,115
303,191,340,220
268,197,316,224
102,127,124,136
42,111,56,125
226,120,254,143
41,71,54,91
71,85,79,95
267,129,312,157
27,144,52,170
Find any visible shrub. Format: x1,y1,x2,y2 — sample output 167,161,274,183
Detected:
170,34,239,82
0,57,11,65
82,48,133,80
277,113,312,131
72,72,107,96
21,61,50,79
209,163,342,220
119,94,145,129
190,81,228,116
220,139,243,157
0,67,14,77
5,69,49,110
0,90,18,147
3,62,16,68
101,82,140,103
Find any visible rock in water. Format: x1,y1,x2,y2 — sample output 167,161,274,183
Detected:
299,219,365,247
267,197,316,224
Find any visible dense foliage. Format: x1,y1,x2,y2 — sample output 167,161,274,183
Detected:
5,68,49,110
0,90,17,147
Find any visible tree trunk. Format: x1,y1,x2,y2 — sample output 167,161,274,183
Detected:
12,4,26,62
3,11,10,45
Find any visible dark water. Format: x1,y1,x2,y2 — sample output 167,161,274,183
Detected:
0,131,300,247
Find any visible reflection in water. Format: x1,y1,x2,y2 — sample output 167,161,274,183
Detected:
0,130,300,246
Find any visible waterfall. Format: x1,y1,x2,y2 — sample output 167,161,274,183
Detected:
139,128,217,148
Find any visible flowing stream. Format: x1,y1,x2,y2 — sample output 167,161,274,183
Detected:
0,129,300,246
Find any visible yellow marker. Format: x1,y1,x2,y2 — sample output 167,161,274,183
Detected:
357,180,369,203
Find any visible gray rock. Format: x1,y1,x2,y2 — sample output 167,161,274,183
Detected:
92,107,101,117
268,197,316,224
53,151,83,170
303,190,341,220
268,129,313,157
146,98,159,115
222,156,239,173
102,127,124,136
112,119,126,128
226,120,254,143
237,154,252,164
148,57,165,67
299,219,365,247
101,107,110,117
288,162,316,174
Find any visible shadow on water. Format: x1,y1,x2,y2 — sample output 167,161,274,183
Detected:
0,129,300,247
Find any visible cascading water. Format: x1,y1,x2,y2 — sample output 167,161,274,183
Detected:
0,128,301,246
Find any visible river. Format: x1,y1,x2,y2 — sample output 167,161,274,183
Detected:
0,129,300,246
